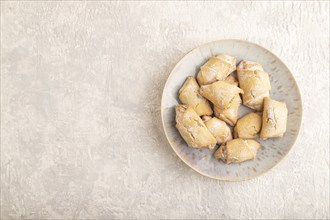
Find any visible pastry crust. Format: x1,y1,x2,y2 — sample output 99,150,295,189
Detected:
260,97,288,140
199,81,243,110
203,116,232,144
176,105,217,149
214,94,241,126
179,76,213,116
234,112,262,139
197,54,236,85
224,75,239,86
214,138,260,164
237,60,271,111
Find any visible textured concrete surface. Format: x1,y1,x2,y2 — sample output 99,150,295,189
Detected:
1,1,329,219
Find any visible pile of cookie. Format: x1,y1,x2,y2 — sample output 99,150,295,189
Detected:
176,54,288,164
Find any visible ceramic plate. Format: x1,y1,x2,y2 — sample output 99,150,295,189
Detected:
161,39,302,181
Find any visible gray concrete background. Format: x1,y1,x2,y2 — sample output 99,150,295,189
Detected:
1,1,329,219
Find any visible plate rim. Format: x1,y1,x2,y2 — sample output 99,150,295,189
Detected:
160,38,303,181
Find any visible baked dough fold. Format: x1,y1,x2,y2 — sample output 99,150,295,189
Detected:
197,54,236,85
214,94,241,126
260,97,288,140
234,112,262,139
199,81,243,110
237,60,271,111
212,75,241,126
203,116,232,144
214,138,260,164
179,76,213,116
224,75,239,86
176,105,217,149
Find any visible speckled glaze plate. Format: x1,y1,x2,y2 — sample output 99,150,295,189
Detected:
161,39,302,181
